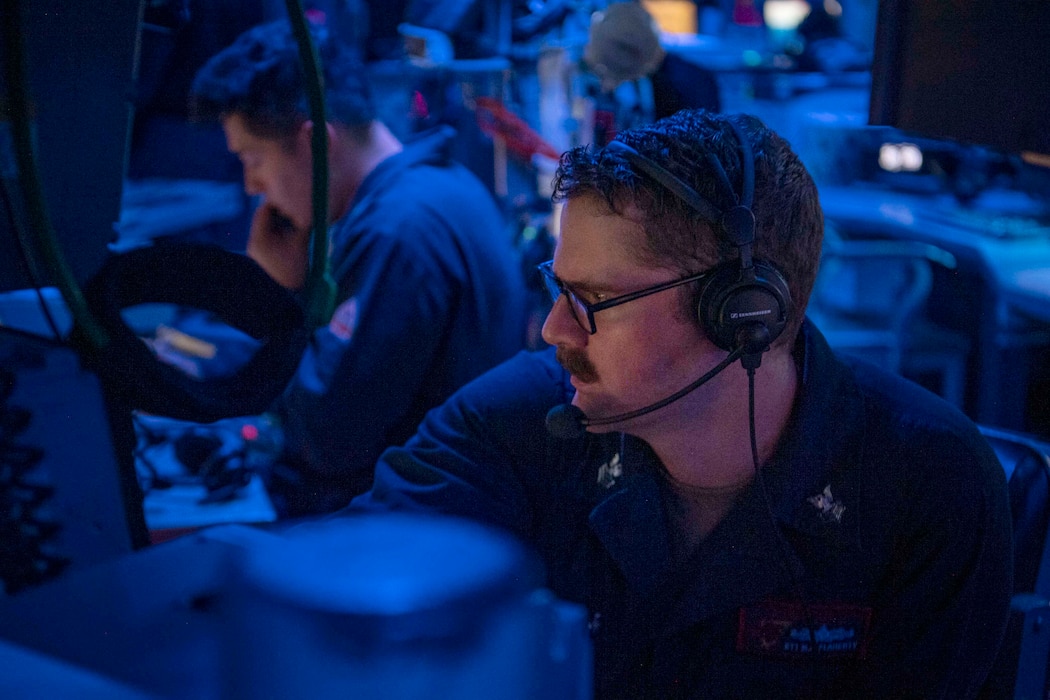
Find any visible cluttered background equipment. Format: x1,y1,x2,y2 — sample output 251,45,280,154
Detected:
1,0,1049,697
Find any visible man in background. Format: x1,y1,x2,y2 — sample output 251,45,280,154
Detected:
583,1,721,144
191,18,528,516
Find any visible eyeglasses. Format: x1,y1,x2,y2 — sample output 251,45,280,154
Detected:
537,260,710,335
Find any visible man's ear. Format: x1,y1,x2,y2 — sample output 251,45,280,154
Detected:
298,120,339,151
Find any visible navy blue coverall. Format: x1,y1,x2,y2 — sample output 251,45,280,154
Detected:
272,126,528,516
352,320,1013,698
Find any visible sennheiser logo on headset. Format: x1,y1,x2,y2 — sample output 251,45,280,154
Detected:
730,309,773,320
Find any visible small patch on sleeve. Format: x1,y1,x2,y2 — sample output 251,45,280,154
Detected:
328,297,359,342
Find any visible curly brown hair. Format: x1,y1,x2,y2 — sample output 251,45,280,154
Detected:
551,109,823,347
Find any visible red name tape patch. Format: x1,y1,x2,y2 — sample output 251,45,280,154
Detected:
736,599,872,659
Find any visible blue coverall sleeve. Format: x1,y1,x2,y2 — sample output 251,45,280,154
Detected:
276,230,459,509
350,350,568,538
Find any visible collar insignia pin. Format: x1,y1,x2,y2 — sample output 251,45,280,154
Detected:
597,453,622,489
808,484,845,523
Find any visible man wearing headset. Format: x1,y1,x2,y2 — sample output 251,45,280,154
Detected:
350,109,1012,697
190,19,527,517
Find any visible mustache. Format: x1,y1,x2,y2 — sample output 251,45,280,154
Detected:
555,347,599,383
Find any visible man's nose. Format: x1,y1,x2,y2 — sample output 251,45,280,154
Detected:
541,294,587,347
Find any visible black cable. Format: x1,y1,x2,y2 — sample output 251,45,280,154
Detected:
131,413,259,501
748,366,823,687
284,0,336,328
133,449,172,492
0,176,63,341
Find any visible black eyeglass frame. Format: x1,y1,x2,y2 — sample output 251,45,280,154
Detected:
537,260,710,335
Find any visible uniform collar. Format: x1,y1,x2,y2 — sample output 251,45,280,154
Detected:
763,320,866,537
585,320,867,614
349,125,457,210
588,453,672,594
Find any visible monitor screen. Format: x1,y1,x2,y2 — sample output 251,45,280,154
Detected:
868,0,1050,166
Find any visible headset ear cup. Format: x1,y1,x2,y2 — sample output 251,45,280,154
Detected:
698,260,792,353
71,243,308,423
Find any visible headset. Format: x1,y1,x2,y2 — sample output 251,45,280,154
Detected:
71,243,308,423
604,118,793,368
546,119,795,439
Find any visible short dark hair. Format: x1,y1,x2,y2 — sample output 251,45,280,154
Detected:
551,109,823,346
190,18,374,142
